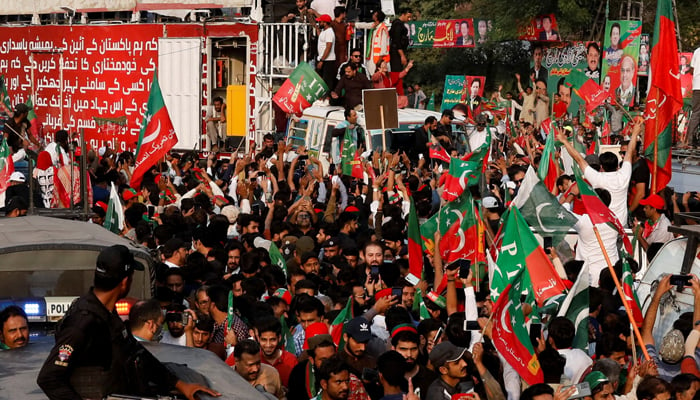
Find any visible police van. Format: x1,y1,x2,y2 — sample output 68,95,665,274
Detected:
287,105,464,172
0,216,153,323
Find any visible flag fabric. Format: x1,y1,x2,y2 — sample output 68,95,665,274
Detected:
565,69,610,112
557,264,589,351
537,120,559,192
0,75,11,115
104,182,125,234
0,139,14,196
491,207,567,306
330,297,353,348
439,194,479,266
442,158,480,201
341,128,358,177
420,212,439,255
492,271,544,385
269,241,288,277
25,96,43,143
512,168,578,245
131,72,178,189
273,63,329,115
438,192,472,234
429,142,451,163
572,165,633,253
414,288,432,320
280,316,297,355
644,0,682,194
621,258,644,326
407,198,424,281
427,93,436,111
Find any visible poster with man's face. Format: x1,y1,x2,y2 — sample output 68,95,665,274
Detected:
517,14,559,41
637,34,649,76
434,19,475,48
679,52,693,98
441,75,485,111
474,19,493,45
601,20,641,107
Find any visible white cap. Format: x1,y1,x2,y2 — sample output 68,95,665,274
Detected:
10,171,25,182
482,196,499,209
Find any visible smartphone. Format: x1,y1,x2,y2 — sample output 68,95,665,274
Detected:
370,266,379,283
670,274,692,288
147,205,155,219
459,259,472,279
529,323,542,348
446,260,460,271
392,287,403,299
463,320,480,331
563,382,591,399
543,236,552,254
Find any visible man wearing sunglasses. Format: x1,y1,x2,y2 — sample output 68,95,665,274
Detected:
336,48,370,81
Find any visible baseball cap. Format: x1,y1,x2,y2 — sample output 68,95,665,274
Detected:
639,194,665,210
482,195,499,209
659,329,684,364
95,244,144,280
92,201,108,218
345,317,372,343
9,171,25,182
303,322,330,350
583,371,610,391
122,188,138,201
14,103,29,114
316,14,332,23
429,342,467,369
322,238,338,248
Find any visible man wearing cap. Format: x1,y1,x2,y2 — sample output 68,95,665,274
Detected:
316,14,336,92
583,371,614,400
635,194,674,252
288,333,336,399
340,317,376,377
425,341,469,399
391,324,437,398
37,245,219,400
4,102,39,154
5,171,30,209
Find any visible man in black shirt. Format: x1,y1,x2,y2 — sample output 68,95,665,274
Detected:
411,116,437,163
37,245,219,400
389,9,412,73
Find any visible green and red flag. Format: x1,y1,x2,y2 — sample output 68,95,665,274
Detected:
340,128,363,178
556,264,589,351
0,139,14,195
429,141,451,163
414,288,432,320
407,198,424,282
25,96,43,141
420,212,439,255
131,72,178,189
273,62,329,115
440,194,479,266
492,269,544,385
280,315,297,355
441,158,480,201
621,257,644,326
330,297,353,349
427,93,436,111
537,119,559,192
269,241,288,277
491,207,566,306
512,168,578,245
0,75,11,115
643,0,682,194
573,165,633,253
565,69,610,113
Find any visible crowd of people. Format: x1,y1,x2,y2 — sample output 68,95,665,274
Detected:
2,4,700,400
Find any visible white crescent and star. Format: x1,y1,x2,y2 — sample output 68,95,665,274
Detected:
535,203,555,233
141,119,161,146
500,300,513,334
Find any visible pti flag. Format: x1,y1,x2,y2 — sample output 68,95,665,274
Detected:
0,75,11,115
0,139,14,195
420,212,439,255
537,119,558,192
565,69,610,112
492,270,544,385
330,297,353,349
439,194,479,265
491,207,566,306
131,72,178,189
25,96,43,142
273,63,329,115
644,0,682,194
442,158,480,201
407,198,424,282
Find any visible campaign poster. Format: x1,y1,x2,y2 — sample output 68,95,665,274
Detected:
678,52,693,99
518,14,560,42
601,20,642,108
407,21,436,48
441,75,485,111
638,34,649,76
474,19,493,45
437,19,475,48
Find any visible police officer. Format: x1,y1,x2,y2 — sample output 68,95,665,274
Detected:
37,245,220,400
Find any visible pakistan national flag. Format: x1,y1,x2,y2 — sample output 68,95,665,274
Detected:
104,182,124,234
491,206,566,307
512,167,577,245
557,264,589,351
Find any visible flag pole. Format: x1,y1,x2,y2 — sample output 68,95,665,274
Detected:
592,226,650,360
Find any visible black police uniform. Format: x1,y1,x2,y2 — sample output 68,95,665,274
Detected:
37,289,178,399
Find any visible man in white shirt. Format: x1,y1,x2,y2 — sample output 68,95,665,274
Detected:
315,14,336,92
558,121,643,226
548,317,592,383
684,45,700,148
161,304,189,346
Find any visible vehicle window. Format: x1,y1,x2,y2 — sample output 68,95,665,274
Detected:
322,124,337,154
288,119,308,149
369,129,389,152
0,269,146,299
